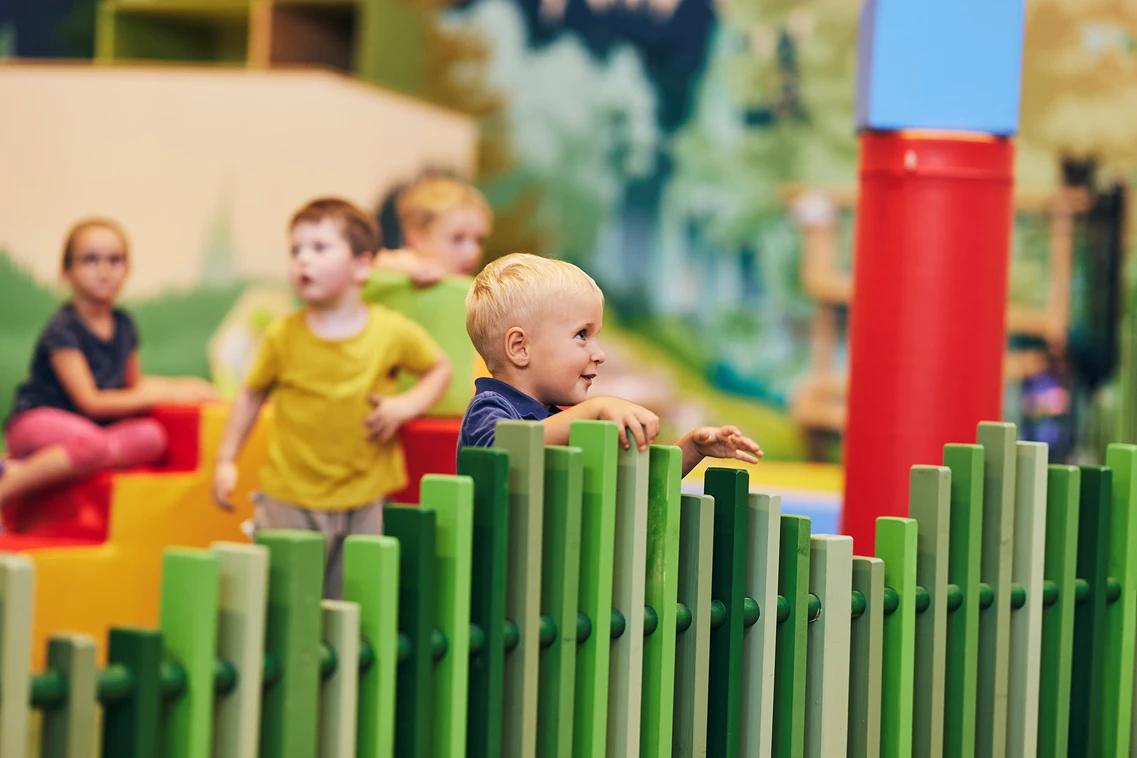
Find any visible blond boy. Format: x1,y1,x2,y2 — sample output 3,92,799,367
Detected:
459,253,762,476
214,198,452,598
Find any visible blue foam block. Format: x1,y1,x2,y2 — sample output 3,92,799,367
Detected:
855,0,1025,135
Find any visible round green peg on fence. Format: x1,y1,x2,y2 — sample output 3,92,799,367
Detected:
30,667,67,710
1107,577,1122,604
776,596,789,623
577,612,592,643
1042,579,1059,607
1074,579,1089,605
469,624,485,655
851,590,867,618
676,602,692,633
978,583,994,610
807,593,821,622
1010,584,1026,610
643,605,658,636
709,599,726,630
611,608,626,639
160,658,186,700
539,615,558,647
946,583,963,612
262,652,281,689
397,633,411,663
883,587,900,615
915,587,930,614
432,629,449,661
743,597,760,627
503,620,520,652
319,642,337,680
359,637,375,673
214,658,238,696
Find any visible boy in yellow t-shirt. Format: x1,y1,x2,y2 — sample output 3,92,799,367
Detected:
212,198,452,599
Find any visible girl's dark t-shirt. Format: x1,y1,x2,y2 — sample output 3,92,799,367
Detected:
9,305,139,425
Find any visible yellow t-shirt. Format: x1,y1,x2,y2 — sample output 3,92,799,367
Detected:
246,305,442,510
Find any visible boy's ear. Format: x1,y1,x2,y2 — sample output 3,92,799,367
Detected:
353,251,376,282
504,326,529,368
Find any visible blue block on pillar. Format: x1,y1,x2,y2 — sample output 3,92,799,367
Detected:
855,0,1025,135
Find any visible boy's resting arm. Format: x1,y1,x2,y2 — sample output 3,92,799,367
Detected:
215,386,270,465
541,396,660,451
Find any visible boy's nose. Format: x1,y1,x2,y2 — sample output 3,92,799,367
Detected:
593,348,606,364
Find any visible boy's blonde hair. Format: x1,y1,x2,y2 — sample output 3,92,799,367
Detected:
291,197,378,257
397,176,492,235
466,253,603,372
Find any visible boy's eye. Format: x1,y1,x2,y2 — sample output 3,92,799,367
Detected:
313,243,326,253
290,246,300,257
576,329,588,340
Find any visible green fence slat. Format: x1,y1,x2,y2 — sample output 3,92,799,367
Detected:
384,505,438,758
538,446,583,758
976,422,1017,758
211,542,269,758
494,420,545,758
1068,465,1112,758
457,447,509,758
0,553,32,758
943,444,984,758
608,436,650,758
160,548,221,758
1037,466,1079,758
320,600,360,758
741,492,782,758
570,420,619,758
343,535,401,758
877,516,918,758
774,515,810,758
41,634,97,758
910,465,950,758
805,535,852,758
255,530,325,758
420,474,475,758
674,494,714,758
704,467,750,757
641,445,681,758
1007,443,1048,758
848,556,885,758
101,628,164,758
1104,444,1137,757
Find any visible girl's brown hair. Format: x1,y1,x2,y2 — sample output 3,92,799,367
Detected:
61,218,130,272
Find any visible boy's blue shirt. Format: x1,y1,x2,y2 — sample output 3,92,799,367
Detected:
457,377,559,455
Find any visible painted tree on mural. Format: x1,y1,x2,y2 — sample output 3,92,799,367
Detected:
408,0,548,264
1020,2,1137,183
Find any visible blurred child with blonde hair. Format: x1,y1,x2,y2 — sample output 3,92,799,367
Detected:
374,175,492,286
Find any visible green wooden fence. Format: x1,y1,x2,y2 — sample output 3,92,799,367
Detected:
2,418,1136,758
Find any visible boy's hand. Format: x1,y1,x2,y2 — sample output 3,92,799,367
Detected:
213,461,239,512
593,397,660,452
411,260,446,288
364,394,415,444
690,425,764,464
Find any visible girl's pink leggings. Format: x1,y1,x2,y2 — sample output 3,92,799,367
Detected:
6,407,168,477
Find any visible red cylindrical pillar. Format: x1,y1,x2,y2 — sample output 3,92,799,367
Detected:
841,130,1015,553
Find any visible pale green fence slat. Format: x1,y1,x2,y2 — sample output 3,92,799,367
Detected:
848,556,885,758
1006,442,1047,758
674,494,714,758
607,436,650,758
211,543,269,758
976,422,1018,758
909,465,950,758
319,600,360,758
741,493,782,758
41,634,98,758
0,553,33,758
805,535,853,758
